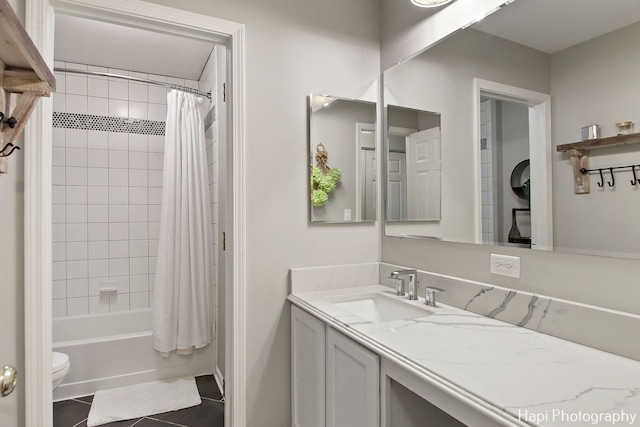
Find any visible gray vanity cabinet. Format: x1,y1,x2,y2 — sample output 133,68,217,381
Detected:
291,305,379,427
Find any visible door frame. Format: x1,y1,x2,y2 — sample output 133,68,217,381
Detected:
472,78,552,250
23,1,247,426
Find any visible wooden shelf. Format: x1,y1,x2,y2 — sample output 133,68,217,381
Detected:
557,132,640,194
557,132,640,153
0,0,56,174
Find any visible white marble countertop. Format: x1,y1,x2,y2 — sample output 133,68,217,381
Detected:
289,285,640,427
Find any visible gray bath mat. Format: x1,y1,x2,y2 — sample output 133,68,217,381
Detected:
87,377,201,426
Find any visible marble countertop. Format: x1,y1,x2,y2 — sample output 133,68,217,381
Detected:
289,285,640,427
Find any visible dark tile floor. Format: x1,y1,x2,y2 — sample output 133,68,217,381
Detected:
53,375,224,427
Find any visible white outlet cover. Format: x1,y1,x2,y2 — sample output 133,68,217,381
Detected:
490,254,521,278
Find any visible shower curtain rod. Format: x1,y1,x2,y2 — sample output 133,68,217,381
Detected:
54,67,212,100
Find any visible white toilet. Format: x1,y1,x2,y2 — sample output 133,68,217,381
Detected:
52,352,70,391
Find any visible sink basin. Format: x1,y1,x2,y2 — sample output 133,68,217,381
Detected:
330,293,432,323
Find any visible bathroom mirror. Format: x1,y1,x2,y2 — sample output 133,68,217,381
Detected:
386,105,441,222
384,0,640,259
308,94,377,223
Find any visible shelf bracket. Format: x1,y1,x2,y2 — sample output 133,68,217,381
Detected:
568,149,589,194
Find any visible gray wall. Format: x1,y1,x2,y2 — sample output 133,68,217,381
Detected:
146,1,381,426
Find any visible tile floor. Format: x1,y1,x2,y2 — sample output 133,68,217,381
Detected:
53,375,224,427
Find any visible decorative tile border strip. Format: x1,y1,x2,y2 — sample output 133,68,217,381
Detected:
53,112,166,136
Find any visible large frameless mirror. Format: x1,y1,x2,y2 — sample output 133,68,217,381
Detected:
308,94,377,224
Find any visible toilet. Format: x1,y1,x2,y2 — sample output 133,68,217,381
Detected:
52,352,70,390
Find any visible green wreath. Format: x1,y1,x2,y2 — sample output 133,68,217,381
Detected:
311,144,341,207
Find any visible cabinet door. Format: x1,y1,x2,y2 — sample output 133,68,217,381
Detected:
326,327,379,427
291,305,326,427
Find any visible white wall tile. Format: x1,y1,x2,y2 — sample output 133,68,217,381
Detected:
88,186,109,204
109,293,130,312
148,205,161,222
66,205,87,223
88,277,108,296
66,129,88,149
108,132,128,151
53,205,66,224
53,93,66,113
88,259,109,278
129,151,147,169
129,292,149,310
129,101,147,119
88,241,109,260
129,205,148,222
88,78,109,98
111,276,130,294
67,260,88,280
52,224,66,243
130,257,148,275
66,223,88,242
129,223,148,240
147,135,165,153
109,240,129,258
129,169,147,187
109,80,128,100
88,131,108,149
89,296,110,314
66,94,87,114
66,148,87,167
148,222,160,239
109,169,129,187
53,261,67,280
66,167,88,186
53,147,66,166
148,171,163,188
66,186,88,204
108,187,128,204
129,134,148,152
129,83,148,102
88,167,109,186
148,257,157,275
109,151,128,169
67,297,89,316
87,149,108,168
52,300,67,318
129,187,148,204
148,188,162,204
88,223,109,241
109,223,128,240
148,239,159,257
52,243,66,262
66,241,88,261
129,240,148,257
53,166,66,185
147,152,163,170
109,258,129,277
148,103,166,122
53,128,66,147
109,205,128,223
52,280,67,300
148,86,166,104
109,99,128,118
67,278,89,297
88,96,109,116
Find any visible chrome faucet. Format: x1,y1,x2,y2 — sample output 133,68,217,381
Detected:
389,269,419,301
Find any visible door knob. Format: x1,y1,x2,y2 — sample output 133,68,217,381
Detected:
1,365,18,397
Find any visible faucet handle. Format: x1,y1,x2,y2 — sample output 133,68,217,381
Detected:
424,286,444,307
389,276,405,296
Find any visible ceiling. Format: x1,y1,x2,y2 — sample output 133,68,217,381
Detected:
473,0,640,54
54,14,216,80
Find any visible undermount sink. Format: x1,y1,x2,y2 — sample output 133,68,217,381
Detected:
330,293,433,323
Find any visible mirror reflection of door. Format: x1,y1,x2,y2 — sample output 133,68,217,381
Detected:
480,96,531,247
387,128,413,220
407,128,441,220
357,123,376,221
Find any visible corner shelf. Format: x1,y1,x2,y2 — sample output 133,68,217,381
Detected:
557,132,640,194
0,0,56,174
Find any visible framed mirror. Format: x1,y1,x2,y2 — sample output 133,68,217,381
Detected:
308,94,377,223
383,0,640,259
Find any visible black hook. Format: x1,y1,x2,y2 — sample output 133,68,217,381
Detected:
3,116,18,129
0,143,21,157
597,169,604,188
631,165,639,186
607,167,615,187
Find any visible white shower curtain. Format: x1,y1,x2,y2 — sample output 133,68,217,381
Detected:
152,90,214,354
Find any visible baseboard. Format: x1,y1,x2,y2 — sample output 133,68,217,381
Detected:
213,365,225,397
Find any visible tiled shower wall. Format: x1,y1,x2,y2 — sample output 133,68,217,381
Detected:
480,99,494,244
51,61,202,317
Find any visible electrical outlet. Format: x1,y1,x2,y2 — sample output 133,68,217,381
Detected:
490,254,520,278
344,209,352,221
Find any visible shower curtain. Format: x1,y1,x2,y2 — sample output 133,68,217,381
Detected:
152,90,214,354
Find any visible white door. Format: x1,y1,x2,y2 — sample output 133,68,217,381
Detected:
387,151,407,221
362,149,376,221
291,306,326,427
406,128,441,220
326,327,379,427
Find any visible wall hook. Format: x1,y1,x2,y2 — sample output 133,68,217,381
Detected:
630,165,636,186
0,143,21,158
607,167,615,187
597,169,604,188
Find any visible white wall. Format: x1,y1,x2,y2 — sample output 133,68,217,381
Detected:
145,1,381,426
552,22,640,257
384,28,550,240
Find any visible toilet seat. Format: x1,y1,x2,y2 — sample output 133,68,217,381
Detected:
52,352,69,374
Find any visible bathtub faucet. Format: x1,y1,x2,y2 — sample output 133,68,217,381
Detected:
389,269,419,301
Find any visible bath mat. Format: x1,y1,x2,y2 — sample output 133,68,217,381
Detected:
86,377,201,426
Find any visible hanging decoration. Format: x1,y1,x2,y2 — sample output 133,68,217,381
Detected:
310,143,341,207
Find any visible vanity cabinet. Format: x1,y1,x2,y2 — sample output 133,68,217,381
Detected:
291,306,379,427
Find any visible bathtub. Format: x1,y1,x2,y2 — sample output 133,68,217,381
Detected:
53,309,214,401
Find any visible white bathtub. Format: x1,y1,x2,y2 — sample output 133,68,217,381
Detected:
52,309,214,401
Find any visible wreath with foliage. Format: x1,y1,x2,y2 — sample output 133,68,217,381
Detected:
311,144,341,207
